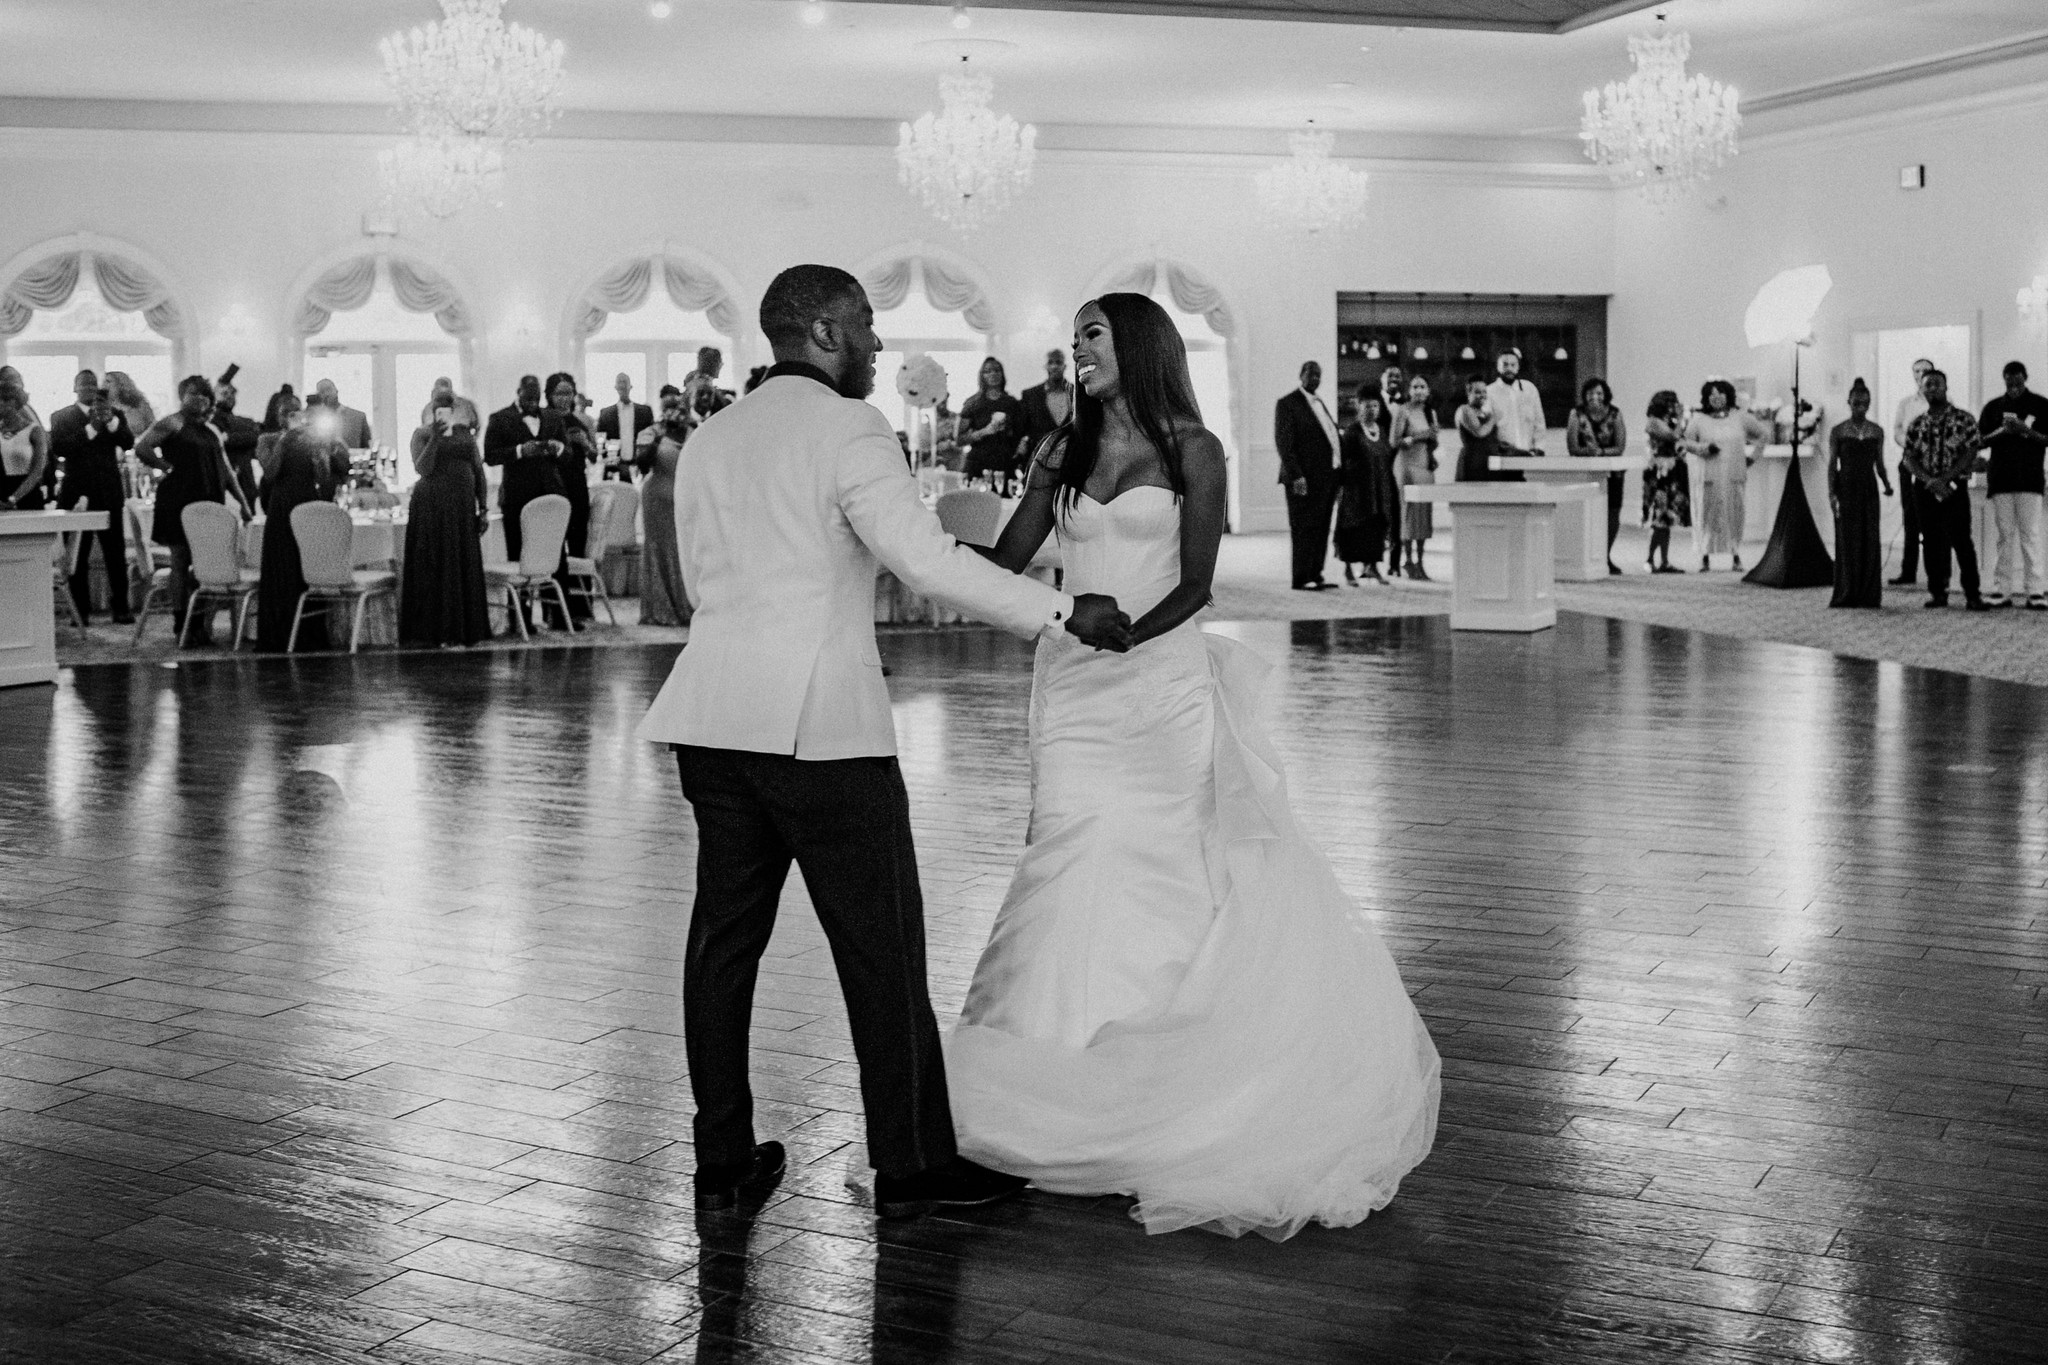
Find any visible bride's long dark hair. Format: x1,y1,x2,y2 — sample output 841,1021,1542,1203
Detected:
1044,292,1203,513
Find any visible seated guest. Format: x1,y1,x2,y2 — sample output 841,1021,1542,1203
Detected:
53,384,136,623
1642,390,1691,573
401,405,490,646
594,372,653,482
1566,376,1628,574
0,381,50,512
1018,349,1074,458
547,371,597,625
210,365,263,511
959,358,1024,488
1337,389,1399,585
255,394,348,652
483,375,568,566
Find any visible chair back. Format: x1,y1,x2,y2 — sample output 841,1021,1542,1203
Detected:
181,502,245,586
518,494,572,576
124,501,156,583
290,501,358,589
586,482,640,561
935,488,1004,549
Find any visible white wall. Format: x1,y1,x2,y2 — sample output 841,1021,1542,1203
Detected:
0,126,1614,531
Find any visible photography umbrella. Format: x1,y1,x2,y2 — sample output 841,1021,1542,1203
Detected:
1742,266,1836,589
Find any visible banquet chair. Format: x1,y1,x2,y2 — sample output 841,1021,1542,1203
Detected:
568,482,637,627
287,501,397,653
125,497,172,569
51,519,87,633
126,502,176,644
482,494,573,641
178,502,261,650
936,488,1003,548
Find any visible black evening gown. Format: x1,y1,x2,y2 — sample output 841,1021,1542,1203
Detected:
255,431,344,652
1829,425,1884,609
401,427,491,645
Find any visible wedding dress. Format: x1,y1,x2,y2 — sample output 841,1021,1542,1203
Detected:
945,486,1441,1240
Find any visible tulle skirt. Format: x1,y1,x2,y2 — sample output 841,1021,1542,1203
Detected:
946,627,1440,1239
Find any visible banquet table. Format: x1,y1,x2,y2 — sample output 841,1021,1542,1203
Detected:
874,496,1063,624
239,510,504,646
1,510,108,686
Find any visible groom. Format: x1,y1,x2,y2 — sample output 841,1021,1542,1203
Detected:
638,264,1131,1219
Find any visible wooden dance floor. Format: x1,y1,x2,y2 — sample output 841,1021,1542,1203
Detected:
3,615,2044,1364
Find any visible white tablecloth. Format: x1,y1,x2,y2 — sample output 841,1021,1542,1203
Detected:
875,497,1063,624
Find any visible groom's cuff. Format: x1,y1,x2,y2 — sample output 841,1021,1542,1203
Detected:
1039,592,1077,641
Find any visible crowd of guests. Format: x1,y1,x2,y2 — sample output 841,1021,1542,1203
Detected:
899,349,1075,489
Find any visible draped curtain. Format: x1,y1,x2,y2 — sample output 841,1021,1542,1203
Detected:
0,248,186,341
387,258,469,337
860,255,996,336
1103,260,1235,338
574,255,739,343
294,255,469,337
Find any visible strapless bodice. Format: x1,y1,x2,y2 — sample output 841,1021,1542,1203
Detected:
1056,486,1181,621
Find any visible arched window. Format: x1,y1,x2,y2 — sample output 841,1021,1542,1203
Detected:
569,253,743,402
0,237,190,419
860,255,998,442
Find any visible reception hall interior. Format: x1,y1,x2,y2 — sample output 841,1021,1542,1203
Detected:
4,0,2048,1361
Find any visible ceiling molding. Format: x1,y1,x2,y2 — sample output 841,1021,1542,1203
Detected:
1744,26,2048,117
839,0,1663,33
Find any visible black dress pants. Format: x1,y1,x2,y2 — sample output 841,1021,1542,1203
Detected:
1897,460,1921,579
57,470,127,619
673,745,956,1179
1917,482,1980,601
1285,480,1336,587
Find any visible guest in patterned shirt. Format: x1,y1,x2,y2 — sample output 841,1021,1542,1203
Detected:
1901,368,1989,611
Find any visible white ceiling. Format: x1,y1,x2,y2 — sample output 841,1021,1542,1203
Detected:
0,0,2041,139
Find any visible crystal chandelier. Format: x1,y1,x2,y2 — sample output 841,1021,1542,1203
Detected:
1255,126,1369,236
379,0,564,218
896,61,1037,233
1580,25,1739,204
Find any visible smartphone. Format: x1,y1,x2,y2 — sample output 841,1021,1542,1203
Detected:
434,407,453,427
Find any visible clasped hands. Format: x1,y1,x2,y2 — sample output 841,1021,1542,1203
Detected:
1066,592,1135,652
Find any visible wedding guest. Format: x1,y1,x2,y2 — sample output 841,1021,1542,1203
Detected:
1454,376,1503,482
594,372,653,482
1902,368,1988,611
1681,379,1764,572
484,374,568,566
959,358,1023,488
1890,358,1934,586
1977,360,2048,609
1337,389,1398,585
1018,349,1074,457
0,382,49,512
637,387,692,627
136,376,247,640
260,384,295,432
416,376,481,432
547,372,598,625
44,369,104,501
53,385,135,622
743,365,768,395
1274,360,1341,591
254,396,347,652
1485,349,1547,456
1642,390,1690,573
210,365,262,510
1827,378,1891,610
691,346,734,412
1378,363,1407,415
1390,375,1440,579
1566,376,1629,574
313,378,373,449
401,404,490,646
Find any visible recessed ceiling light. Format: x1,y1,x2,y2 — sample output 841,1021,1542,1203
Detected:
952,6,972,30
802,0,825,23
648,0,671,15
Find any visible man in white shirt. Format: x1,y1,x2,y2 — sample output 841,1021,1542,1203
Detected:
1890,358,1934,585
594,372,653,481
637,264,1129,1221
1485,350,1547,456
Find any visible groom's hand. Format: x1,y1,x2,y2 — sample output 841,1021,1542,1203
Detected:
1066,593,1133,652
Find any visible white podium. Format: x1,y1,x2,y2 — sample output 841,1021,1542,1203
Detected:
1407,483,1589,632
1491,455,1643,581
0,510,108,687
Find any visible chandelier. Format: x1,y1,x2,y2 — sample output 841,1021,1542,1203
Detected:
379,0,564,218
1255,127,1369,236
896,61,1037,233
1580,25,1739,203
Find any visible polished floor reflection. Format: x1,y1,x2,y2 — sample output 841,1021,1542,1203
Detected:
3,615,2045,1363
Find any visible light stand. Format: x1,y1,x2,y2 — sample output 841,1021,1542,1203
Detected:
1742,340,1835,588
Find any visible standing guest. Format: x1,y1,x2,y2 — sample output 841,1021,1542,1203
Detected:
43,369,102,504
484,374,568,568
0,383,50,512
743,365,768,396
1485,350,1547,457
959,358,1024,488
401,403,491,646
136,376,248,641
637,386,693,627
1018,349,1074,457
260,383,297,433
53,385,135,623
1977,360,2048,609
313,379,373,449
1902,368,1989,612
1642,390,1690,573
692,346,734,413
1390,375,1440,579
1336,390,1399,585
1566,377,1629,575
1681,379,1765,572
416,376,481,432
1890,358,1934,586
1454,376,1503,483
210,365,263,511
255,385,302,485
547,372,598,621
254,396,347,652
1827,378,1892,610
595,372,654,483
1273,360,1342,591
103,371,155,439
1378,364,1407,416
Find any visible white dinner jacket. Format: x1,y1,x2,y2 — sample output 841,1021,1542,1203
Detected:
636,370,1073,760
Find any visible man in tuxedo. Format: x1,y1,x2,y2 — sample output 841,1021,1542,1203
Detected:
49,375,134,623
1275,360,1342,590
594,372,654,482
313,379,374,450
637,264,1130,1220
1018,348,1074,460
483,375,568,566
210,365,262,509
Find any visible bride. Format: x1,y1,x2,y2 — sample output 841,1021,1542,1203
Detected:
946,293,1441,1240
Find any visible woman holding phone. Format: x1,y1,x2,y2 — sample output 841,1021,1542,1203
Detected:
400,390,491,646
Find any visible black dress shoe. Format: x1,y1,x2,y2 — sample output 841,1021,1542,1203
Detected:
875,1156,1029,1221
694,1141,786,1211
1965,597,1993,613
1923,596,1948,609
1888,575,1916,586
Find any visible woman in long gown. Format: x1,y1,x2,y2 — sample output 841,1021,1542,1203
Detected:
637,390,691,627
1681,379,1766,572
136,375,248,640
947,293,1440,1241
1335,391,1396,584
1828,378,1892,609
1389,376,1440,579
254,395,346,652
400,404,491,646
